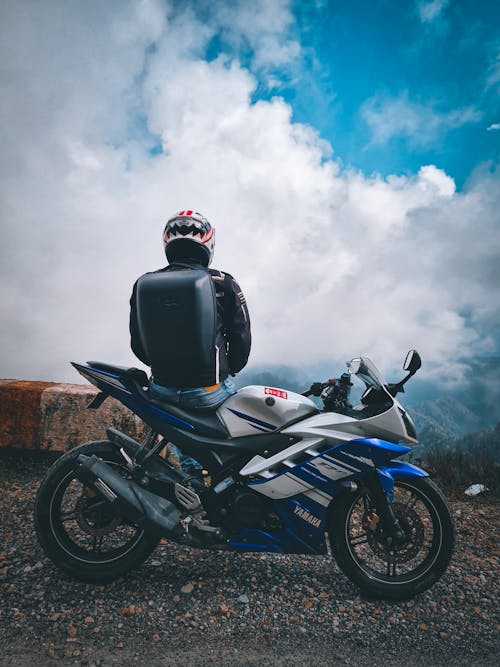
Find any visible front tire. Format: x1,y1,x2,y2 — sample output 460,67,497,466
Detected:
328,476,454,600
34,440,160,582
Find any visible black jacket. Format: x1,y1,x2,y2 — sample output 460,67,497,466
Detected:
129,261,251,387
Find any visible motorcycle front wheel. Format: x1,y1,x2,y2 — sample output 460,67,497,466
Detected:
34,440,160,582
328,476,454,600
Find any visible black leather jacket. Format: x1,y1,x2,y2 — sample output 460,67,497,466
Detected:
129,261,251,387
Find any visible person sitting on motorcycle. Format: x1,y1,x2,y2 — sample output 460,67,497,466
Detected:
129,210,251,411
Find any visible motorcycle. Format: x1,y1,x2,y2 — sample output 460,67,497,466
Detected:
34,350,454,600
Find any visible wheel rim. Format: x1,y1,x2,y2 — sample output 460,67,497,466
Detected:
49,459,145,565
344,481,443,585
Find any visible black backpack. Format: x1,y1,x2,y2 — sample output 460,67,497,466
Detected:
135,267,219,388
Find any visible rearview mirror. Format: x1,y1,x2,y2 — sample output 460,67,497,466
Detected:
403,349,422,374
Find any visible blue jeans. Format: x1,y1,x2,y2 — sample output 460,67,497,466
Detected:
149,377,236,409
149,378,236,470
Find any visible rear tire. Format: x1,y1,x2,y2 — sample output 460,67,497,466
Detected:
328,476,454,600
34,441,160,582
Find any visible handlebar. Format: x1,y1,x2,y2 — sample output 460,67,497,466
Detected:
301,382,325,397
302,374,353,413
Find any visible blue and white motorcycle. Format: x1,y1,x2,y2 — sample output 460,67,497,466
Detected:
35,350,454,600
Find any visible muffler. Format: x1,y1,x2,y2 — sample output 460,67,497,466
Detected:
75,454,183,538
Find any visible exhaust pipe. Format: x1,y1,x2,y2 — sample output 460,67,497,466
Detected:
75,454,183,538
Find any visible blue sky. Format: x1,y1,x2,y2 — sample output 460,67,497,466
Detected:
1,0,499,384
203,0,499,188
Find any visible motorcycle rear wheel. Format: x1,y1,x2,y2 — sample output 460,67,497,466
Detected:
328,476,454,600
34,440,160,582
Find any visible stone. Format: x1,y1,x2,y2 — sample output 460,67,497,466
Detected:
0,380,149,452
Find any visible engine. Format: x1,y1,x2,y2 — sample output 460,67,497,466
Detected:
173,474,283,540
223,486,282,532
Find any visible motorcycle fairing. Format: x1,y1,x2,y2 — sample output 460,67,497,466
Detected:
245,438,412,500
227,462,430,556
226,523,322,555
225,493,328,555
231,460,430,556
275,495,328,553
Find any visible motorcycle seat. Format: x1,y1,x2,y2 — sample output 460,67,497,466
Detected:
86,361,229,439
87,361,149,387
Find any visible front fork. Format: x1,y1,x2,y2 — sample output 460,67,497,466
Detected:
362,469,406,547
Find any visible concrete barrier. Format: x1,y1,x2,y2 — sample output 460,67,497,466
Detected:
0,379,148,452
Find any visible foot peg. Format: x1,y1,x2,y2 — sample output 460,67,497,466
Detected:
175,483,225,540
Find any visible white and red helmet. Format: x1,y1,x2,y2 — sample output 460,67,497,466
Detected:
163,209,215,266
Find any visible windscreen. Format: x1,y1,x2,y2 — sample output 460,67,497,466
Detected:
347,357,388,389
346,357,394,416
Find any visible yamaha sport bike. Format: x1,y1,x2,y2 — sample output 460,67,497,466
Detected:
35,350,454,600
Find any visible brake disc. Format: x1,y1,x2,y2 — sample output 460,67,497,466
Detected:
365,502,425,563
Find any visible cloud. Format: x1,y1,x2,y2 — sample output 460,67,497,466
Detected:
209,0,301,70
0,0,499,387
417,0,449,24
361,91,482,147
487,123,500,131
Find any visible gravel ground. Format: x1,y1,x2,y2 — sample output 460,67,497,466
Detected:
0,450,498,667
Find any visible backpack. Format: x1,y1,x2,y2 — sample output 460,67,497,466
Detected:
135,268,219,388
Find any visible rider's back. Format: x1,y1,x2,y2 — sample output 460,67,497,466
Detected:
129,210,251,394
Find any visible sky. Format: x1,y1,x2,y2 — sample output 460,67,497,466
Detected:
0,0,499,387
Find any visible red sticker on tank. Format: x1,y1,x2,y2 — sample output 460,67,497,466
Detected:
264,387,288,400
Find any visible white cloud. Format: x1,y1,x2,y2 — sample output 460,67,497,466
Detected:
417,0,449,24
210,0,301,69
0,0,499,387
361,91,482,147
487,123,500,131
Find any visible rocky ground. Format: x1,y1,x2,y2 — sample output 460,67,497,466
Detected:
0,450,498,667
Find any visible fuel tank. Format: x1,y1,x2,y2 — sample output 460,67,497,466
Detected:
218,385,318,437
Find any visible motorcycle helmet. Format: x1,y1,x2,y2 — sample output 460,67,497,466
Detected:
163,210,215,266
